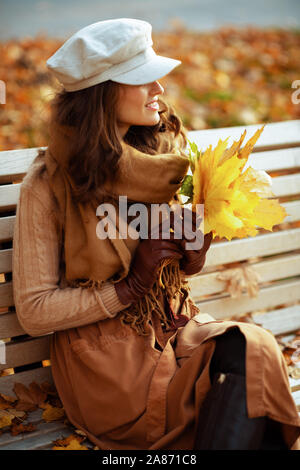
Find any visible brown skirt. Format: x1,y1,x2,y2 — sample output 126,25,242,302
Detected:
50,313,300,450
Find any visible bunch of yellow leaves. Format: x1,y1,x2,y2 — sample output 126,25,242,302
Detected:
179,125,288,240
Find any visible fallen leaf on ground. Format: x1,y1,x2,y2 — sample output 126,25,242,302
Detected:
53,434,85,447
0,393,16,403
52,434,89,450
10,422,36,436
13,381,47,411
42,403,65,422
0,413,13,429
0,396,13,410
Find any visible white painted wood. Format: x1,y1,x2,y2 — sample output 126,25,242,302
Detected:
271,173,300,197
0,183,20,211
0,147,44,183
188,120,300,151
194,279,300,319
252,305,300,335
205,228,300,267
281,201,300,223
190,252,300,297
244,147,300,172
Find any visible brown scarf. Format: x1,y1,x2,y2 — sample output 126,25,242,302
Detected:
40,120,191,335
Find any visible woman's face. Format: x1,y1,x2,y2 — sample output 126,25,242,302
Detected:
116,80,165,139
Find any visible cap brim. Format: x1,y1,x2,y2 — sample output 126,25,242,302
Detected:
111,55,181,85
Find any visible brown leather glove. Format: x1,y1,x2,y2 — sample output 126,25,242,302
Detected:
115,235,184,306
168,205,213,276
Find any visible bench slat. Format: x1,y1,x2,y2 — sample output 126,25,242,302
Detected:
0,366,53,396
206,228,300,267
0,336,50,371
0,184,20,211
0,216,15,242
271,173,300,197
194,278,300,318
190,252,300,297
0,282,13,308
252,305,300,336
0,147,43,184
244,147,300,172
189,120,300,152
0,249,13,274
0,420,72,450
0,311,25,339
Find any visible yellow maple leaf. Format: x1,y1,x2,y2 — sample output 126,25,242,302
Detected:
52,438,89,450
186,125,288,240
42,403,65,422
0,412,13,429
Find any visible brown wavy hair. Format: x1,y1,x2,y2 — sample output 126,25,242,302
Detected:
48,80,188,203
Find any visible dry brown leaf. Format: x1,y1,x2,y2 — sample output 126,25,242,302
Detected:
52,434,89,450
13,381,47,411
40,381,58,397
0,393,16,403
42,403,65,422
216,264,261,299
0,396,13,410
52,434,85,447
10,422,36,436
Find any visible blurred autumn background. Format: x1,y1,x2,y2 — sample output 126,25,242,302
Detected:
0,0,300,151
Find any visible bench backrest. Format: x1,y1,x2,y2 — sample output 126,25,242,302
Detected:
1,119,300,395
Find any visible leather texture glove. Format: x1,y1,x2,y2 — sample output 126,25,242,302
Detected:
168,204,213,276
115,235,184,306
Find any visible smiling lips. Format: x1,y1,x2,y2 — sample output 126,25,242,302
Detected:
145,99,159,110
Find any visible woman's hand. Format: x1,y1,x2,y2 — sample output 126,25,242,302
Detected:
168,205,213,276
114,230,184,306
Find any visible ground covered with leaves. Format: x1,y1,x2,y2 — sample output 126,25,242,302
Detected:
0,24,299,150
0,381,93,450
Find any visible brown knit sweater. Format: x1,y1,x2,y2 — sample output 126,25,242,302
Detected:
12,168,130,337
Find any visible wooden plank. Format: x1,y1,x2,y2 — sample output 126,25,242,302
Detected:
206,228,300,267
0,147,44,184
0,183,20,211
194,279,300,319
0,366,53,396
190,252,300,297
0,281,14,308
271,173,300,197
0,249,12,274
281,201,300,223
244,147,300,172
252,305,300,336
0,336,50,371
0,216,15,242
0,421,72,450
188,120,300,152
0,311,25,339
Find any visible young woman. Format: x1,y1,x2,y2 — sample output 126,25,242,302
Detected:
13,18,300,450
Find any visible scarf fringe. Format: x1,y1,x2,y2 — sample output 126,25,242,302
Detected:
119,259,190,336
67,260,190,336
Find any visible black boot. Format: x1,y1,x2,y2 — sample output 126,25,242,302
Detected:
194,372,267,450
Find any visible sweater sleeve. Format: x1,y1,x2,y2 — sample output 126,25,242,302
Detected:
12,182,130,337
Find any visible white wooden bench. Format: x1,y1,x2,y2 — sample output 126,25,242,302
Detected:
0,119,299,449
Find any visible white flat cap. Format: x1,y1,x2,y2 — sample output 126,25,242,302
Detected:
46,18,181,92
